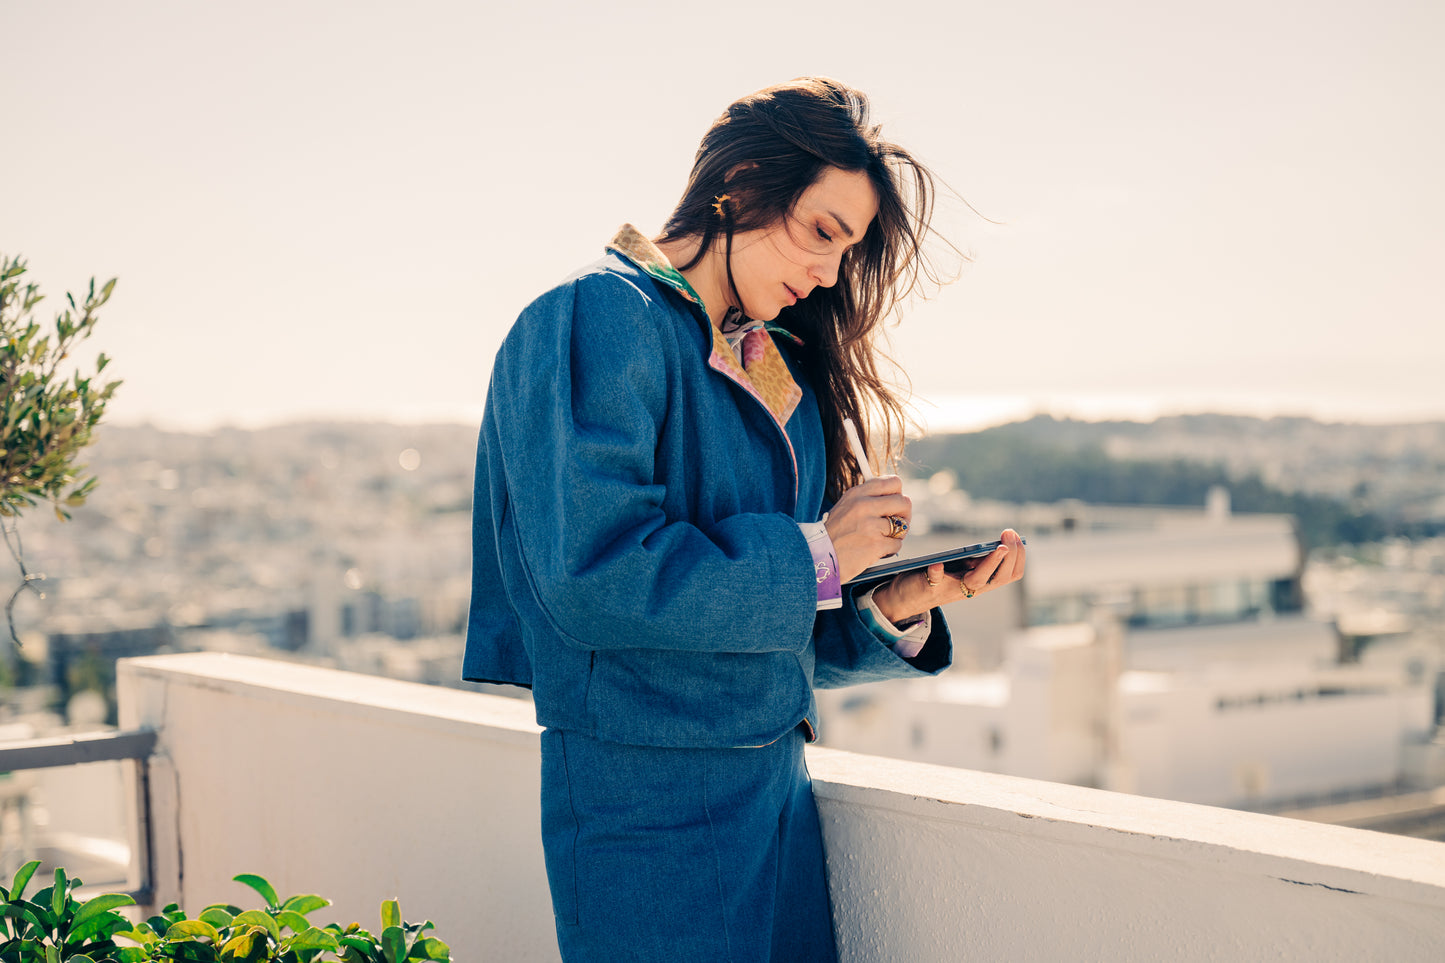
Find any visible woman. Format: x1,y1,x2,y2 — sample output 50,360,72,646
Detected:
464,78,1025,962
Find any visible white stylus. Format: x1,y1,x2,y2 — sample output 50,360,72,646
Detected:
843,418,874,481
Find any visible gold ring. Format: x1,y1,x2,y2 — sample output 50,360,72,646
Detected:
926,571,939,588
962,584,976,599
886,516,908,539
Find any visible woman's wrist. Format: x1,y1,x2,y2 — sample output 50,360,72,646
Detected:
871,580,898,622
871,576,919,626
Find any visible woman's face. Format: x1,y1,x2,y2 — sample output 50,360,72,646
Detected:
727,166,879,322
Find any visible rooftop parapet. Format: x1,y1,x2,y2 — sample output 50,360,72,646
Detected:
117,653,1445,962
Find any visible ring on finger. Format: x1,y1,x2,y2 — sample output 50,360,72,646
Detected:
926,571,939,588
962,583,976,599
885,515,908,539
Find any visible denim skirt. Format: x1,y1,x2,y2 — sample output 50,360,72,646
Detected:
539,725,838,963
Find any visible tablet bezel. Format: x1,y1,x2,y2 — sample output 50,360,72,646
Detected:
842,537,1025,589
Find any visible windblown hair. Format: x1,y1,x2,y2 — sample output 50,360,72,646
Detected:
658,77,945,501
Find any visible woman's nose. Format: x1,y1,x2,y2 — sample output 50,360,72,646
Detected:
811,251,842,288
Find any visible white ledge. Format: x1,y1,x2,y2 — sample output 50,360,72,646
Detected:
808,747,1445,895
118,653,1445,963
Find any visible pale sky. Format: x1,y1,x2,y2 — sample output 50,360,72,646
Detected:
5,0,1442,433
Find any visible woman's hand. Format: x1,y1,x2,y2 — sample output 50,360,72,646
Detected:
824,475,914,582
872,529,1027,625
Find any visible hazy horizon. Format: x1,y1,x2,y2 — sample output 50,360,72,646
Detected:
101,394,1445,438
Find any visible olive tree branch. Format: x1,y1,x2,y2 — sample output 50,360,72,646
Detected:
1,519,44,650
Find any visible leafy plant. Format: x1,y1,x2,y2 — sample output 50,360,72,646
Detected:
0,861,138,962
0,868,451,963
113,873,451,963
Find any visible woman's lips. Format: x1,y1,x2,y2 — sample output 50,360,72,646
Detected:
784,284,800,305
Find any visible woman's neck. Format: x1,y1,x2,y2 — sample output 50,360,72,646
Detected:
654,236,732,327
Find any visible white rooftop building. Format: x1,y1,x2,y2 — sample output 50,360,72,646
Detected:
817,494,1445,820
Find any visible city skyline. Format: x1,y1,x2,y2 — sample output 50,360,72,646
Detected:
5,0,1443,434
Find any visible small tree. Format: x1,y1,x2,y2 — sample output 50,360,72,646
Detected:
0,254,121,647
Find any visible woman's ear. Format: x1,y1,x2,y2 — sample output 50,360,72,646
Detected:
724,161,759,183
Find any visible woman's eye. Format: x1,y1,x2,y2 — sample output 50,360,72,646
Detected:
816,226,834,243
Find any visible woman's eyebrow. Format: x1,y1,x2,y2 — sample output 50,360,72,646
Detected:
827,211,858,240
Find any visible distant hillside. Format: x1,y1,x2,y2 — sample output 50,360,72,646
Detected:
85,417,1443,551
906,414,1445,548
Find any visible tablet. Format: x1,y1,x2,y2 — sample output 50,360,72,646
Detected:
843,537,1026,589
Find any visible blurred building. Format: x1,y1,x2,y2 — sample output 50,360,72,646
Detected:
817,488,1445,833
43,613,176,726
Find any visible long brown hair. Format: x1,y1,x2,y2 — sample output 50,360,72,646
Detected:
658,77,945,502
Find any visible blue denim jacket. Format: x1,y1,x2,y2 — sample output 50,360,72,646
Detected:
463,236,951,748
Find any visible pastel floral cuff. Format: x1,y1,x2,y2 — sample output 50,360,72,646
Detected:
855,584,931,659
799,521,842,611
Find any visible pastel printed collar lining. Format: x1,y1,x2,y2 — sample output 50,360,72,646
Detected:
605,224,804,431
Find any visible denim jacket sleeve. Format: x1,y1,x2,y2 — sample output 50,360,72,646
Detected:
487,269,819,656
812,594,951,689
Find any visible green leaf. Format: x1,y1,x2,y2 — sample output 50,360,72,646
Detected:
198,907,234,929
50,869,67,920
378,901,399,932
72,893,136,933
164,920,222,943
115,948,149,963
229,911,279,943
219,925,269,963
279,895,328,917
406,937,451,961
67,955,96,963
112,924,158,945
380,926,405,963
273,911,310,934
338,934,376,953
9,861,40,902
231,876,278,910
44,943,59,963
286,927,340,953
0,903,45,931
68,910,132,945
168,940,219,963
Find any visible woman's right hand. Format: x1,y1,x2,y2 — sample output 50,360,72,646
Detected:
824,475,914,582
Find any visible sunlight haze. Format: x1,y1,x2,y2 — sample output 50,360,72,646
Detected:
5,0,1441,433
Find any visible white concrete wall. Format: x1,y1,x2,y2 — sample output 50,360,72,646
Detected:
810,749,1445,963
119,653,1445,963
116,653,557,963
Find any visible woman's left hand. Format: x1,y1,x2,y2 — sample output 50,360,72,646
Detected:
871,529,1026,626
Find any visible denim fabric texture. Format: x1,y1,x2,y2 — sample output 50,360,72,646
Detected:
542,726,837,962
464,247,953,749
